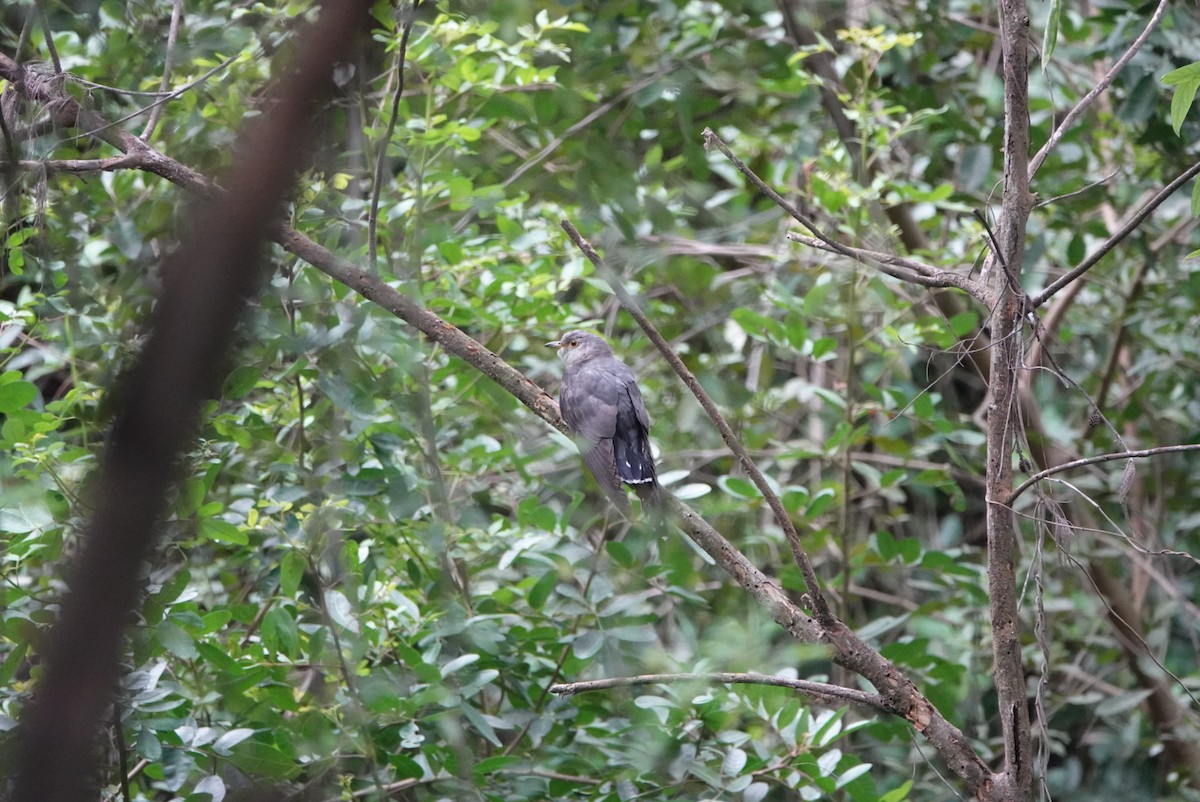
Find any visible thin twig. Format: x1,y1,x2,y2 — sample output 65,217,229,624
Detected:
1028,0,1169,178
1032,158,1200,307
368,1,420,271
1010,444,1200,503
36,0,62,75
140,0,183,141
56,53,240,148
1034,167,1121,208
709,129,982,300
2,156,139,173
786,233,978,294
561,219,834,626
549,671,887,710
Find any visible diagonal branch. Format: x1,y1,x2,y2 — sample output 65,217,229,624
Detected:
1009,443,1200,503
703,128,983,301
1028,0,1169,179
549,672,888,711
1031,158,1200,308
786,233,980,293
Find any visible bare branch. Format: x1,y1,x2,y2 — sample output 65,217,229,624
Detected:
139,0,183,141
1010,444,1200,503
988,0,1036,797
1031,158,1200,308
549,672,888,710
5,155,138,173
368,1,420,271
1028,0,1169,178
701,127,855,255
787,233,979,293
705,128,983,301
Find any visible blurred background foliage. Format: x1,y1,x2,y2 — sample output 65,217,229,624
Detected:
1,0,1199,799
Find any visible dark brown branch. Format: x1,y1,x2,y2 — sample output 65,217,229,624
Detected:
1031,158,1200,308
10,3,374,801
1010,444,1200,503
549,672,887,710
987,1,1036,798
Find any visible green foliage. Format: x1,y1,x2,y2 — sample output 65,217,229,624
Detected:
1163,62,1200,135
2,0,1200,800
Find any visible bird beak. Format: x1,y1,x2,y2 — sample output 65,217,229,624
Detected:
545,339,562,349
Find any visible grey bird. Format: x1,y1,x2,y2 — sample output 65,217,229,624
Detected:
547,330,660,513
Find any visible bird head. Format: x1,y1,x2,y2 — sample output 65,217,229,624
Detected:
546,330,613,366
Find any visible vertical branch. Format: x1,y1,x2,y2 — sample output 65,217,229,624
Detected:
988,0,1035,799
367,1,420,272
140,0,183,142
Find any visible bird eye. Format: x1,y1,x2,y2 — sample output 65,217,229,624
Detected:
569,340,578,347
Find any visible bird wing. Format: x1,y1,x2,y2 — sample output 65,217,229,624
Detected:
560,362,626,505
560,363,619,442
613,383,656,486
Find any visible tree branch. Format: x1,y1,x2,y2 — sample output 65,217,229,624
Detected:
367,0,419,271
987,1,1036,798
1027,0,1169,179
786,233,980,293
1009,444,1200,503
549,672,888,710
1031,158,1200,308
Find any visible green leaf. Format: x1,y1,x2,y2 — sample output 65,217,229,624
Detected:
0,381,37,413
880,780,913,802
440,653,480,677
231,740,300,779
947,311,978,337
722,746,748,776
212,728,256,755
1041,0,1061,67
717,475,759,500
474,755,521,776
156,620,198,659
199,519,248,545
221,365,261,399
279,550,305,598
1163,63,1200,135
805,488,837,519
527,569,557,610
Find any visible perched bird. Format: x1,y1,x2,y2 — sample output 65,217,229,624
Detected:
547,330,660,513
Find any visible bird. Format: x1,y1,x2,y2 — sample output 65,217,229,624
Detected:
547,330,660,514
